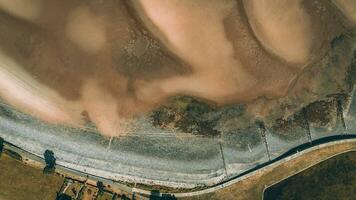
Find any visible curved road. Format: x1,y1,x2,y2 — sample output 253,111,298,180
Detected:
1,136,356,198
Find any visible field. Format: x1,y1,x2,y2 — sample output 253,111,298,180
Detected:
0,153,64,200
264,151,356,200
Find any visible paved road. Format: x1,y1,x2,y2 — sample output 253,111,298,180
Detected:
2,134,356,198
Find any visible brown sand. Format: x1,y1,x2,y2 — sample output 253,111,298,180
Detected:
332,0,356,25
0,0,186,136
243,0,313,64
0,0,353,136
0,0,43,21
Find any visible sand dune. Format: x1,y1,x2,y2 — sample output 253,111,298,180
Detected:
332,0,356,25
0,0,43,21
0,51,83,126
134,0,257,103
243,0,312,64
0,0,352,136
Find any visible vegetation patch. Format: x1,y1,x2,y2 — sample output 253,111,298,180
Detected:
150,96,219,136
